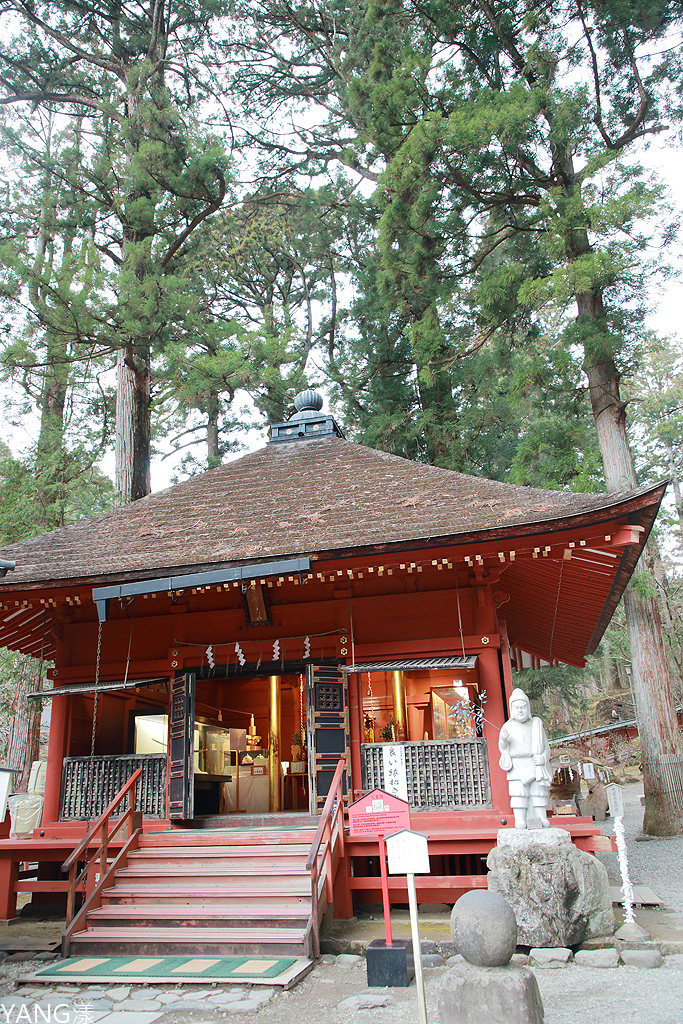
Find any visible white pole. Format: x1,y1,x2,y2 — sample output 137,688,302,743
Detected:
407,872,428,1024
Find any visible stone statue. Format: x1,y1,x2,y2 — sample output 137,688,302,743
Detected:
498,688,551,828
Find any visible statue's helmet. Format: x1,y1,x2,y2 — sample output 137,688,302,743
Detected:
509,688,531,718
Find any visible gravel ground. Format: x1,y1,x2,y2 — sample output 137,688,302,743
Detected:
1,782,682,1024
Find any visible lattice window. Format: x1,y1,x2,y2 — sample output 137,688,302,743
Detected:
361,739,491,810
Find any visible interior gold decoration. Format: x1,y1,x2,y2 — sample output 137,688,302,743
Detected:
246,713,261,750
391,670,408,741
269,674,281,811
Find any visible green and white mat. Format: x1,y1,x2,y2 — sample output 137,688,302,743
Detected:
31,955,313,987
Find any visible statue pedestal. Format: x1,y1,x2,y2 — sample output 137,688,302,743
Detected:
487,828,614,948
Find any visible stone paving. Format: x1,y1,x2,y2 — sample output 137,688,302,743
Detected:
1,945,683,1024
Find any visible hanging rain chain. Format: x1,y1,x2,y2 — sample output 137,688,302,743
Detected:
299,674,305,737
90,621,103,760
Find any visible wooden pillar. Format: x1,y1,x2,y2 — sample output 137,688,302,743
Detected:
42,692,68,825
348,672,363,799
268,674,281,812
391,671,408,741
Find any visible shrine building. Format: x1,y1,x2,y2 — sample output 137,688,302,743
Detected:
0,391,665,958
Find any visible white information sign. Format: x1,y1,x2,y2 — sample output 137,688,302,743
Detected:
386,829,430,876
605,782,624,818
583,761,596,781
382,744,409,802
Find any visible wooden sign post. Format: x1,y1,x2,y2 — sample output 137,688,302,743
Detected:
348,789,411,947
386,829,430,1024
349,790,412,986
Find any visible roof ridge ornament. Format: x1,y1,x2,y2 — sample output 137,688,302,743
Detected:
268,388,345,444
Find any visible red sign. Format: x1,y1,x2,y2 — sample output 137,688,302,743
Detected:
348,788,411,837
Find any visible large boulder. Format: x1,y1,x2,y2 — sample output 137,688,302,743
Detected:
486,827,614,948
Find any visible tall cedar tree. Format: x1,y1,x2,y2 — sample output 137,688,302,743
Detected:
228,0,683,832
0,0,232,500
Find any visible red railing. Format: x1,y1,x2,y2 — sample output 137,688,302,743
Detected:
61,768,144,957
305,758,346,958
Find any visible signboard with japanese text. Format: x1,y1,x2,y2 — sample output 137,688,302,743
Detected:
583,762,596,780
348,788,411,837
605,782,624,818
382,744,409,802
386,829,430,875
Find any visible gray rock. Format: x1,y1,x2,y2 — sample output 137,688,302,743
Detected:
321,937,368,956
422,953,446,967
126,988,166,999
487,827,614,948
320,954,336,964
336,953,363,966
115,998,162,1010
619,949,663,968
450,889,518,967
108,987,132,1001
208,992,249,1005
574,948,619,968
576,936,616,950
33,951,59,961
339,993,396,1009
511,953,530,966
224,998,267,1012
420,939,439,954
436,961,544,1024
446,955,464,966
162,999,209,1011
661,941,683,956
529,947,572,968
665,953,683,967
6,952,36,963
85,999,114,1009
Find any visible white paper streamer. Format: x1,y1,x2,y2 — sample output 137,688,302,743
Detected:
614,814,636,924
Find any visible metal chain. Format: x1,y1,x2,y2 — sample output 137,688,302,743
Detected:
90,621,102,760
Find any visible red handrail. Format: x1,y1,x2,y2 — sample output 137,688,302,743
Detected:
306,758,346,958
62,768,144,957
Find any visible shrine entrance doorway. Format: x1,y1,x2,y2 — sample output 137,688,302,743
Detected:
167,664,350,822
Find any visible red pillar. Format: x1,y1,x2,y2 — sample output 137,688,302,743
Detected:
0,855,18,919
42,692,68,825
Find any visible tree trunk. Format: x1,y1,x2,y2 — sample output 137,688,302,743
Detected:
115,345,151,501
207,394,221,468
5,657,43,791
583,342,683,834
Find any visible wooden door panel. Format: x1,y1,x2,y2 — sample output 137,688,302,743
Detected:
169,672,195,819
306,665,351,814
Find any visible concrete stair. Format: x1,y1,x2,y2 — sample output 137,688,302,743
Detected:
68,826,321,957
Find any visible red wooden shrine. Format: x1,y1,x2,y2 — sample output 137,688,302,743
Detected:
0,392,665,927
